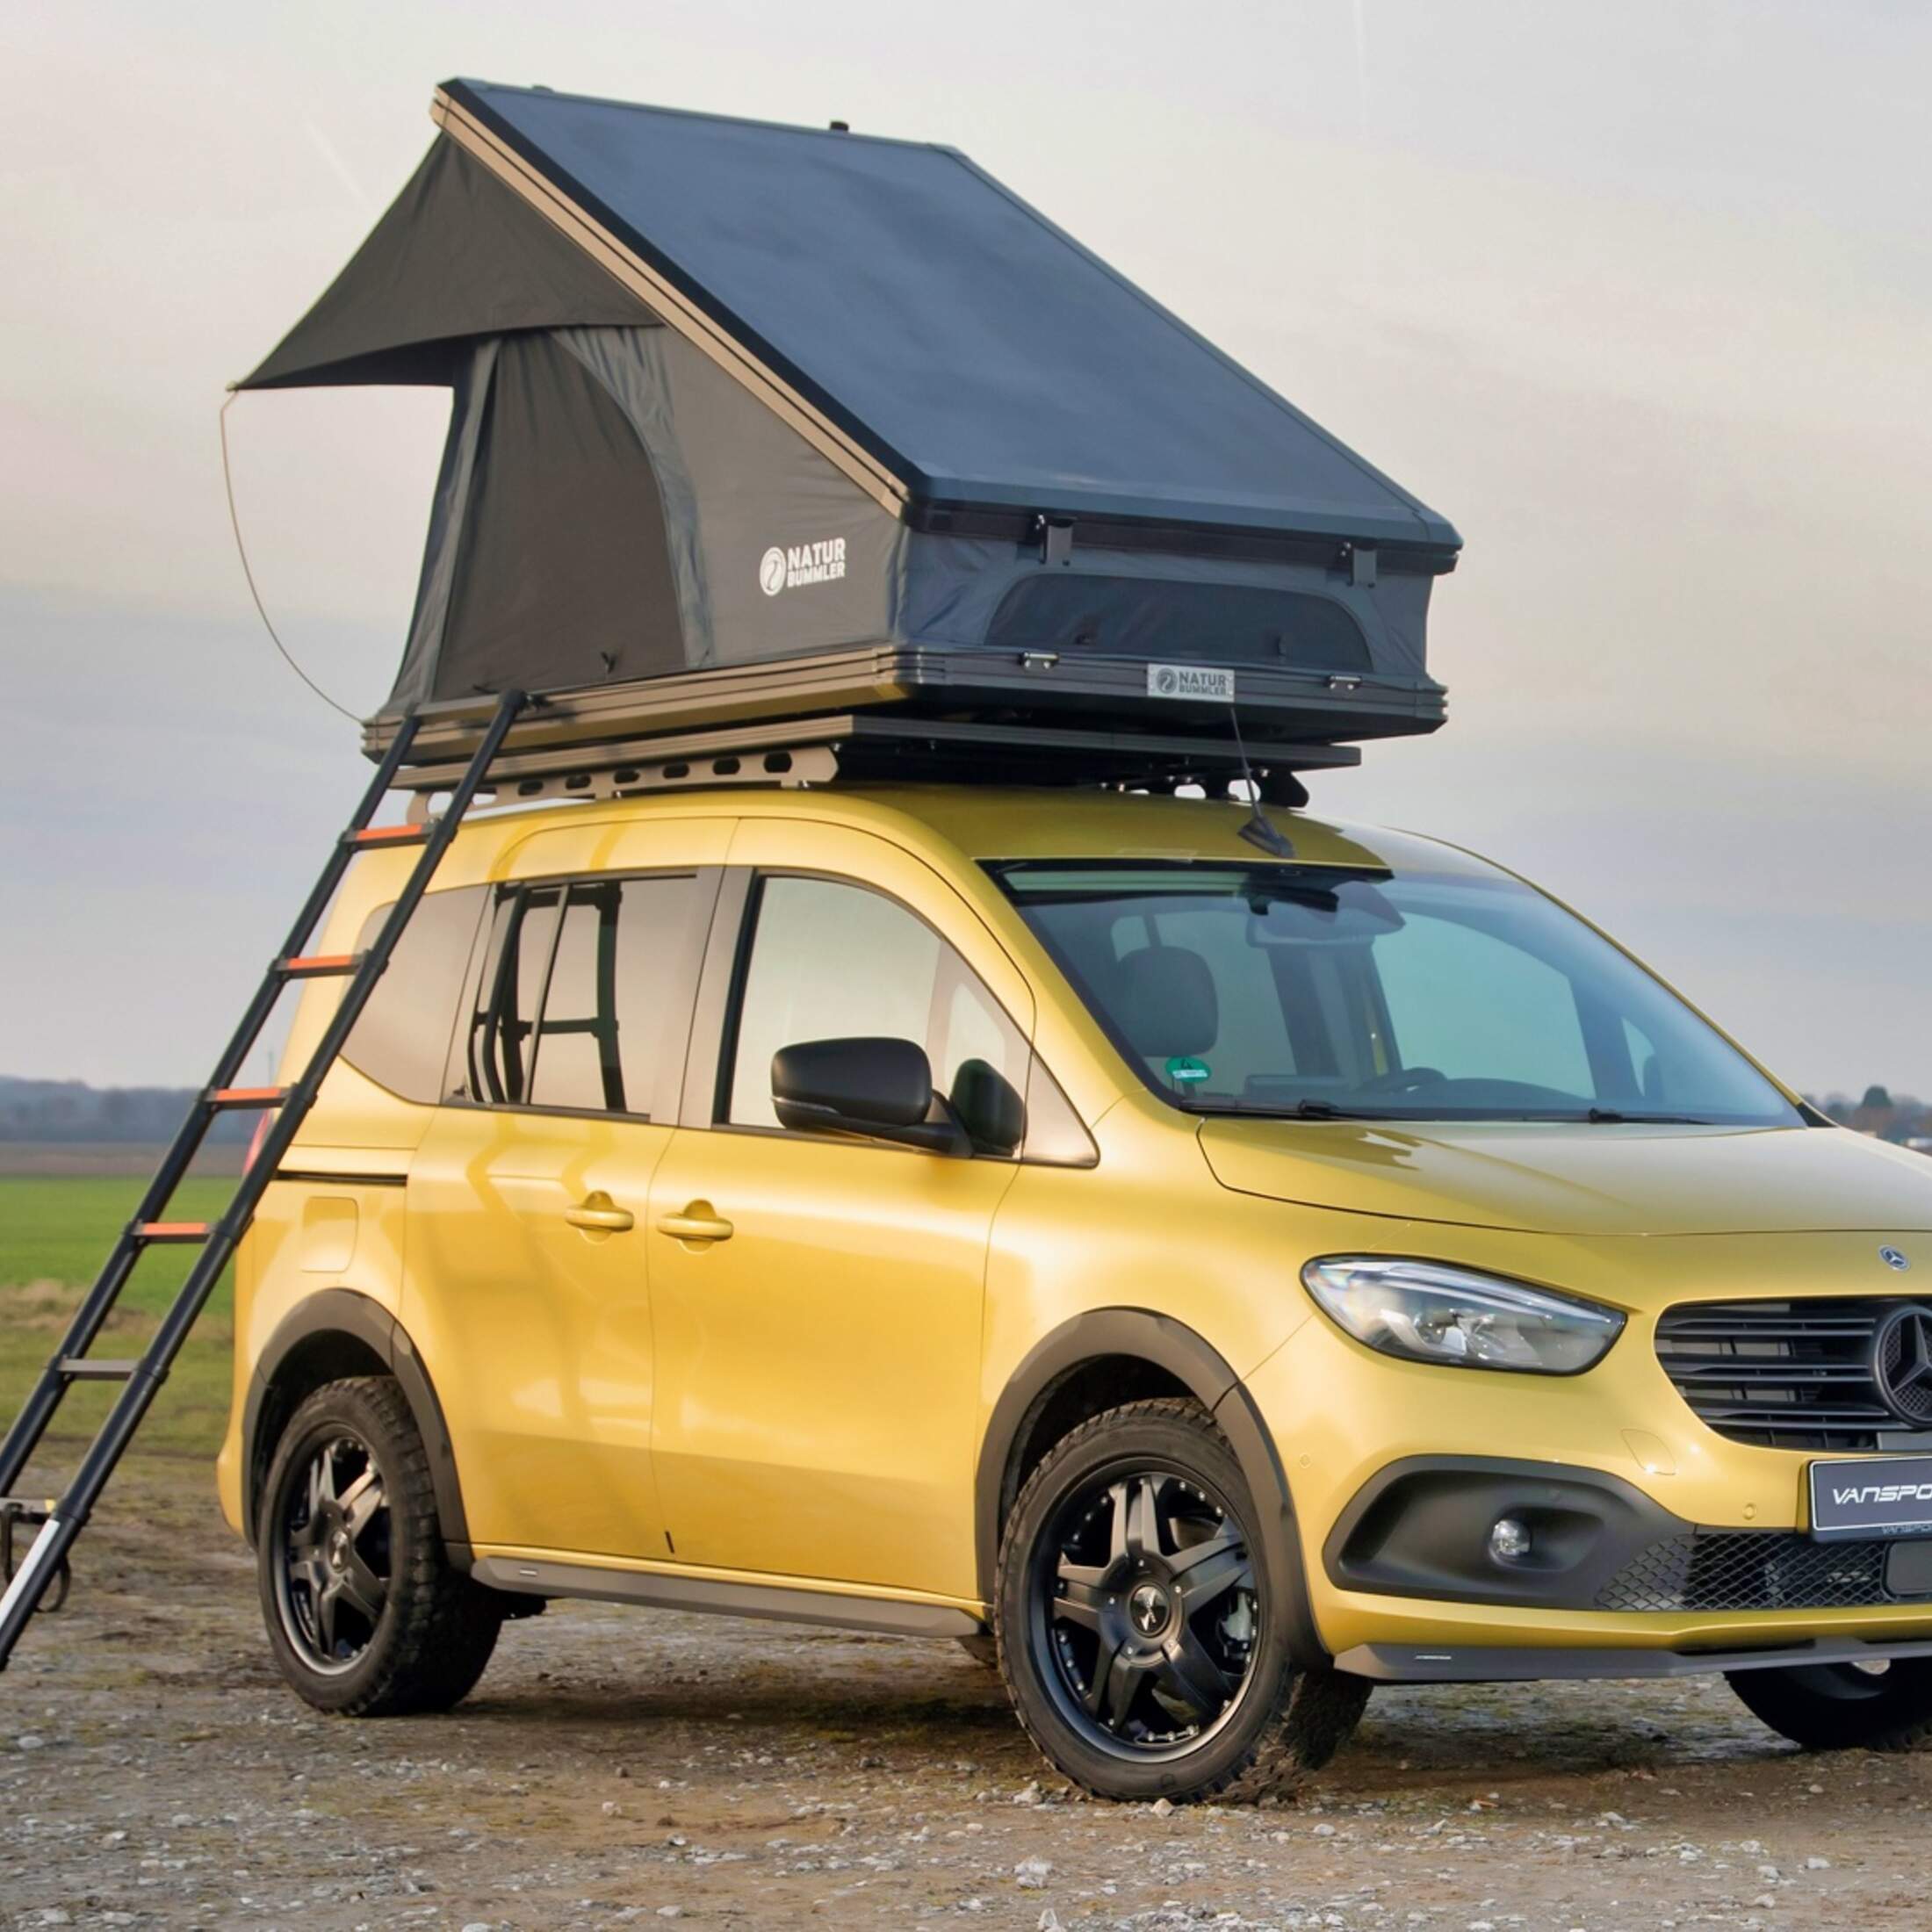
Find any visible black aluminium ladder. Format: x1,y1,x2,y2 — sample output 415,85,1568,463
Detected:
0,691,524,1667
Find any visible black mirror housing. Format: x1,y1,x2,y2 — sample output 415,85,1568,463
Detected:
771,1037,970,1156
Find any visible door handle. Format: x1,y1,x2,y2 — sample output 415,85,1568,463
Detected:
564,1193,635,1234
656,1200,735,1245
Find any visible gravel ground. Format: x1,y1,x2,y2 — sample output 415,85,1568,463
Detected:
3,1453,1926,1931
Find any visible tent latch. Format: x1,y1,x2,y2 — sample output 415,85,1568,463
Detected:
1036,517,1075,567
1342,542,1378,588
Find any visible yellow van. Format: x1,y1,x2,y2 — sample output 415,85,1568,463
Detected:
219,782,1932,1801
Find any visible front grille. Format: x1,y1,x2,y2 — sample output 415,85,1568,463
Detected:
1654,1297,1932,1452
1597,1532,1900,1613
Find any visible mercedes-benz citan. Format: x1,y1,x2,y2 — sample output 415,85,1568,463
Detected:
219,783,1932,1801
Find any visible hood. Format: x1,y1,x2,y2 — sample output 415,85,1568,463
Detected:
1198,1119,1932,1237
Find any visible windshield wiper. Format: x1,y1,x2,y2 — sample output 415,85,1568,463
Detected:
1179,1097,1400,1121
1580,1107,1713,1126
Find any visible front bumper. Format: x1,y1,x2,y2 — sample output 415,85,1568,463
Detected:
1244,1231,1932,1671
1339,1633,1932,1684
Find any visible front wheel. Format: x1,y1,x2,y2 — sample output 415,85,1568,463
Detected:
1728,1657,1932,1751
994,1398,1368,1802
257,1375,502,1717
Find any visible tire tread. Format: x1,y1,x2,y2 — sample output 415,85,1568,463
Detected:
260,1375,500,1718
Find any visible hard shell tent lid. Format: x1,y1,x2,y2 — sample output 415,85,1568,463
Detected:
240,79,1461,752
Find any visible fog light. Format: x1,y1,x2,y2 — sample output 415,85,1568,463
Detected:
1489,1516,1532,1563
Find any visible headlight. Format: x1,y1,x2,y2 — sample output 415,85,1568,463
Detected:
1301,1257,1625,1375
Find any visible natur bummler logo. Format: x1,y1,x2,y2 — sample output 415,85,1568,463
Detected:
759,537,847,595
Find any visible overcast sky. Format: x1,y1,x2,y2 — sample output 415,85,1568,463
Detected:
1,0,1926,1094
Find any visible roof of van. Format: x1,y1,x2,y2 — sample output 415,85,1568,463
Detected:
458,785,1495,878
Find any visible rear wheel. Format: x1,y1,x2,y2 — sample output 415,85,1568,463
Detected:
1727,1657,1932,1751
994,1398,1368,1802
257,1375,501,1716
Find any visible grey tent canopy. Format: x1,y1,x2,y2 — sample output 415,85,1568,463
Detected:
241,79,1461,752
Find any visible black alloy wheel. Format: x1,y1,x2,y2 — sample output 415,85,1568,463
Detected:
257,1376,502,1717
996,1398,1370,1802
1036,1467,1258,1757
271,1431,392,1674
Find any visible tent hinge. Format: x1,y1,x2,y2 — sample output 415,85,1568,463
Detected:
1035,516,1074,567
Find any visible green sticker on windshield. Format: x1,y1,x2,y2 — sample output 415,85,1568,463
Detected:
1166,1056,1211,1085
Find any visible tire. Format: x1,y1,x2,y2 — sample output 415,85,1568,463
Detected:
256,1375,502,1717
1727,1657,1932,1752
994,1397,1368,1803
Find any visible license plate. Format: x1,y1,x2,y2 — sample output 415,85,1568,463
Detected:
1809,1454,1932,1541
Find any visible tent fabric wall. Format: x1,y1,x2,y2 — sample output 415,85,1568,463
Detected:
436,332,684,697
552,326,903,674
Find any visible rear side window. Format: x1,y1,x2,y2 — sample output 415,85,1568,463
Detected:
342,886,489,1104
458,873,706,1120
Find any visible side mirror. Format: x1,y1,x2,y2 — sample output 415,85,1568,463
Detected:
771,1036,971,1156
950,1057,1025,1156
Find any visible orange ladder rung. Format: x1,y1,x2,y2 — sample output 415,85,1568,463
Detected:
206,1086,289,1109
344,823,431,847
133,1222,212,1244
278,954,359,978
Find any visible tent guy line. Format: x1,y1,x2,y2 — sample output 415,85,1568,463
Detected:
217,393,361,724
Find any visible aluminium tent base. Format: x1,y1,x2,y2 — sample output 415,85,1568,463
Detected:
365,641,1428,779
386,709,1359,810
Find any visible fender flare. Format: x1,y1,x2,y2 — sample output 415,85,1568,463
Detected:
973,1307,1327,1669
242,1289,472,1561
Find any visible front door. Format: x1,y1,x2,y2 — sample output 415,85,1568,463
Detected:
647,833,1035,1599
403,847,719,1562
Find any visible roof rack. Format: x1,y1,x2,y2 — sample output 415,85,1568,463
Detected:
388,709,1358,811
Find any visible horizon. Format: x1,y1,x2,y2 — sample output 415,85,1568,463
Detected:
2,1067,1923,1115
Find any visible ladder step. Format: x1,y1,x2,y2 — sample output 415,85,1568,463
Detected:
278,953,360,978
0,694,523,1675
343,823,432,848
205,1085,290,1110
133,1221,212,1244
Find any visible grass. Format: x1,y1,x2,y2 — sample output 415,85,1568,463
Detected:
0,1171,238,1465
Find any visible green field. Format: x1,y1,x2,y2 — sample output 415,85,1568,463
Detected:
0,1171,237,1463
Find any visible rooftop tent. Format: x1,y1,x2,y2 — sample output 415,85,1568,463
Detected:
240,79,1461,754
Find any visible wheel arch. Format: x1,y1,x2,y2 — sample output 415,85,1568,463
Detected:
975,1307,1327,1668
242,1289,471,1562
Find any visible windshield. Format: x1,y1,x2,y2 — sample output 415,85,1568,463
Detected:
995,861,1802,1127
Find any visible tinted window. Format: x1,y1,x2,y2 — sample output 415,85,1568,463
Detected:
998,861,1801,1128
460,874,703,1118
342,886,487,1103
727,876,1051,1155
1373,912,1592,1095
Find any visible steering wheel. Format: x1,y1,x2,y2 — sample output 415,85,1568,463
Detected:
1357,1065,1448,1097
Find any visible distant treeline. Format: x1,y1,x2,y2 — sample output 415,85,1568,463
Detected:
0,1076,249,1143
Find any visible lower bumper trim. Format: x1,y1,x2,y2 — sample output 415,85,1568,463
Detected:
1337,1633,1932,1684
